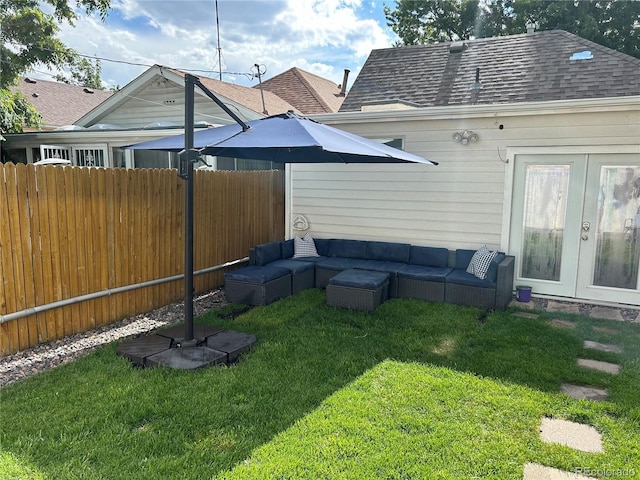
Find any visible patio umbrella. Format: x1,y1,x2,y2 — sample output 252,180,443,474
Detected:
126,110,437,166
122,74,436,369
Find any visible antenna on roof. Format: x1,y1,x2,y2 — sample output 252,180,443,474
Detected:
251,63,268,115
215,0,222,81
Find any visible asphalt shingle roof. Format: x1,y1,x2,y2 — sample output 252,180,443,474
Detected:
165,67,297,116
257,67,346,114
340,30,640,112
11,77,113,128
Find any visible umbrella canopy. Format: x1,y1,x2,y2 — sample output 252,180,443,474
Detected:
125,111,437,165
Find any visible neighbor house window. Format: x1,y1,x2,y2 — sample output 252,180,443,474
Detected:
372,138,403,149
1,148,27,164
133,150,178,169
215,156,283,171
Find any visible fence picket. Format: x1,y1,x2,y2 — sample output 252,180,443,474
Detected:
0,165,284,356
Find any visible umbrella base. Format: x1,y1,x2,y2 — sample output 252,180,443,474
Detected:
116,323,256,369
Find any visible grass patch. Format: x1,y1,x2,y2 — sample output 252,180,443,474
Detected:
1,290,639,479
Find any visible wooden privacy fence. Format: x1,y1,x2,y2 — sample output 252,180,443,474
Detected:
0,163,284,356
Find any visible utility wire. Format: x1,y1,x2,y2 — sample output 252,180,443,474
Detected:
2,48,254,79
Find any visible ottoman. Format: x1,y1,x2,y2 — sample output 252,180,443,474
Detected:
224,265,291,305
326,269,390,311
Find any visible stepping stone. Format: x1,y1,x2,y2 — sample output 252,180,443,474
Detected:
590,307,624,321
523,463,592,480
539,418,604,453
577,358,620,375
510,299,536,310
583,340,623,354
593,326,619,335
551,319,576,329
547,301,580,314
561,383,608,402
513,312,540,319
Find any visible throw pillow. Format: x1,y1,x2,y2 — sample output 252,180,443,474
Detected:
293,233,319,258
466,245,498,280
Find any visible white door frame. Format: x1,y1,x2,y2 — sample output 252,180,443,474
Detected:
503,145,640,305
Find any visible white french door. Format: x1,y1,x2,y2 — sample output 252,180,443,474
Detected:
510,152,640,305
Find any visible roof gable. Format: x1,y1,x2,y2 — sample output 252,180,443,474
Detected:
340,30,640,112
11,77,113,129
172,68,297,116
76,65,297,128
258,67,346,114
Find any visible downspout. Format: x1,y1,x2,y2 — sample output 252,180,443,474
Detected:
0,257,248,325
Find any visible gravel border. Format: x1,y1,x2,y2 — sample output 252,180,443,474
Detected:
0,288,228,388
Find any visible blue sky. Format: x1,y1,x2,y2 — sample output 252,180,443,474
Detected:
39,0,398,90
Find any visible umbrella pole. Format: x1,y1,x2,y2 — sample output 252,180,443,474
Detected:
181,74,248,344
183,75,196,342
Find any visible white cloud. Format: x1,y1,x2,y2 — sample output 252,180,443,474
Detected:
35,0,394,90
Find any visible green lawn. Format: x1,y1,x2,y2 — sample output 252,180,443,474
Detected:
1,289,639,479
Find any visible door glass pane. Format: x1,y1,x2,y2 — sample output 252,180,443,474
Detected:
521,165,570,281
593,166,640,289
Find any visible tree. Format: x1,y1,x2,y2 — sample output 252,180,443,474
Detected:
383,0,484,44
384,0,640,58
513,0,640,58
0,90,42,133
55,58,104,90
0,0,110,133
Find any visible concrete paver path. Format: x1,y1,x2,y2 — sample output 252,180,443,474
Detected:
523,463,592,480
561,383,608,402
577,358,621,375
583,340,623,354
539,418,604,453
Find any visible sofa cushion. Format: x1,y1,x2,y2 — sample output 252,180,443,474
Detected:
397,265,453,283
328,239,367,259
329,269,389,289
484,252,506,283
315,257,368,271
446,268,496,288
268,259,315,274
281,239,294,259
290,255,326,263
455,249,477,270
359,260,408,276
314,238,331,256
366,241,411,263
293,233,319,258
225,265,290,283
466,245,498,280
254,241,282,266
409,246,449,268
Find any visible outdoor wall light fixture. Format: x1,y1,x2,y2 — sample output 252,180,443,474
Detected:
453,130,479,145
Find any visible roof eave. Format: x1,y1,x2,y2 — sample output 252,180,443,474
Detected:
313,95,640,123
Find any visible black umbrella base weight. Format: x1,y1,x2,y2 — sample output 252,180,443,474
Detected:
117,324,256,370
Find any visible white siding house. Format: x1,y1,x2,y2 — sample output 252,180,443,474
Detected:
289,30,640,307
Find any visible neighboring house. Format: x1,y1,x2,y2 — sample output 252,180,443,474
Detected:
257,67,349,114
10,77,113,131
287,30,640,306
2,65,297,169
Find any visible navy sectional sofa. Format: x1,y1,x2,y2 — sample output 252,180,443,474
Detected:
232,237,515,310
